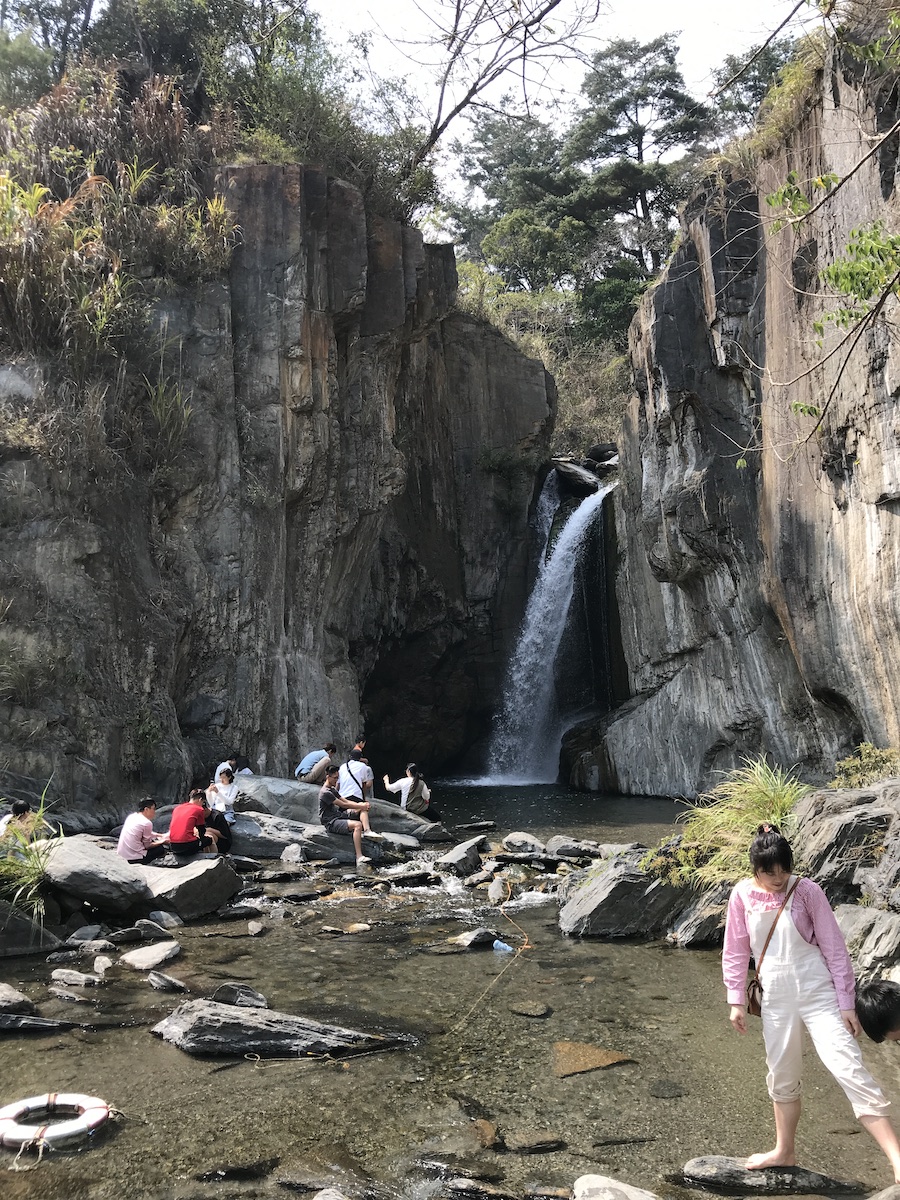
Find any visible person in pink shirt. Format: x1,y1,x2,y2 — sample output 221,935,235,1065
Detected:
724,822,900,1181
116,798,168,864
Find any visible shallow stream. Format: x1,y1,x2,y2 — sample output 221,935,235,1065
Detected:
2,786,900,1199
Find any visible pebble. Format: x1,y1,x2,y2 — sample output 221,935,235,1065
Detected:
346,923,371,933
93,956,114,976
552,1040,634,1077
507,999,551,1018
248,921,265,937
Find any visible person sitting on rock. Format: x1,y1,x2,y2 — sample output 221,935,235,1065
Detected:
339,748,374,806
383,763,441,822
858,980,900,1043
169,789,221,857
206,767,239,823
0,799,35,839
205,804,233,855
294,742,337,784
318,765,379,867
116,798,169,864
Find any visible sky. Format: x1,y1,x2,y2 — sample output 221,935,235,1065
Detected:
308,0,817,100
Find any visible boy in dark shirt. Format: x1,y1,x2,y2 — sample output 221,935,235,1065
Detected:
318,766,375,866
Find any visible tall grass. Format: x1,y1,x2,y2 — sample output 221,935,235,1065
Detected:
641,757,811,888
0,788,56,924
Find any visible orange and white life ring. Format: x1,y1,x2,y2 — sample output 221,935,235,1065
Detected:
0,1093,110,1149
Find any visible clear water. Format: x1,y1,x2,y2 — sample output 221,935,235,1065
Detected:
2,787,900,1199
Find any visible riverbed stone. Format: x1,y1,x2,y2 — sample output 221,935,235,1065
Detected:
148,910,184,929
665,883,730,947
135,919,172,940
436,835,489,876
0,901,62,958
48,986,91,1003
50,968,103,986
508,999,551,1018
107,926,145,943
447,928,498,948
142,856,242,920
503,1130,566,1153
558,859,687,938
73,938,117,954
447,1180,518,1200
552,1041,634,1077
503,832,547,855
93,955,114,976
574,1175,661,1200
211,983,268,1008
119,940,182,970
66,924,103,942
151,998,415,1058
0,983,36,1013
487,877,508,905
681,1155,864,1193
148,971,189,992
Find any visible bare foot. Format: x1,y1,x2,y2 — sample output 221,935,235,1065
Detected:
745,1151,795,1170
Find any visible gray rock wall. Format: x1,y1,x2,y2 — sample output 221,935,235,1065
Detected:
564,46,900,796
0,165,555,825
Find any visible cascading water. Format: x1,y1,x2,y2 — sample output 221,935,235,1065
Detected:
486,480,616,783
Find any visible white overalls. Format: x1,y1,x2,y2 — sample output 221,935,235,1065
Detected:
748,877,890,1117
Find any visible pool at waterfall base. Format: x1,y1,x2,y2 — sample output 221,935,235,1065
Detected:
1,786,899,1199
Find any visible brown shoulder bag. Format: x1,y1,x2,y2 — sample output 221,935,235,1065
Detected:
746,877,800,1017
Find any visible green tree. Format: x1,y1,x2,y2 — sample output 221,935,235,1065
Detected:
711,37,798,141
0,28,54,107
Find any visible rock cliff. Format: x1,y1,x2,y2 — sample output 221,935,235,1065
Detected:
564,41,900,797
0,165,555,825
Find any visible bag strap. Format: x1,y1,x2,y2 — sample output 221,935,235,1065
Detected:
345,762,364,794
753,876,801,978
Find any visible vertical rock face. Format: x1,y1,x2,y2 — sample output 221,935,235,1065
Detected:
0,166,555,824
565,45,900,797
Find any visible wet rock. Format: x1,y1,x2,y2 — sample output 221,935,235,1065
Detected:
447,1180,518,1200
311,1190,352,1200
0,1011,76,1030
436,836,489,877
666,883,730,947
448,928,499,949
503,832,547,855
0,983,36,1014
464,869,494,888
148,971,189,992
249,920,265,937
681,1156,865,1194
274,1169,335,1192
66,924,103,942
228,855,264,873
558,859,687,938
72,939,117,954
260,867,308,882
135,919,172,940
0,900,62,957
211,983,269,1008
48,986,91,1002
194,1155,280,1182
151,998,416,1058
346,923,370,933
119,940,182,970
552,1041,634,1077
574,1175,661,1200
280,884,334,901
471,1118,500,1149
526,1188,571,1199
504,1130,566,1153
545,835,602,858
148,910,184,929
107,927,145,944
647,1079,686,1098
46,949,82,963
507,1000,551,1018
217,903,262,920
456,821,498,832
93,955,114,976
143,856,243,920
386,867,441,887
50,968,104,987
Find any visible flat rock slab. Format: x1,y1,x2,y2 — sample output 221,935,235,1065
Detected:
49,969,103,987
681,1157,866,1194
508,1000,551,1018
552,1041,634,1077
0,1012,76,1032
119,941,182,970
574,1175,661,1200
152,998,416,1058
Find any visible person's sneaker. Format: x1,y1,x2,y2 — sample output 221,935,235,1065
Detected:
364,832,385,842
356,855,372,866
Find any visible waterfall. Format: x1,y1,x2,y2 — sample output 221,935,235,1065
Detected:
486,481,616,783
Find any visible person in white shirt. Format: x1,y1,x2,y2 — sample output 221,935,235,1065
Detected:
212,754,238,782
206,768,239,823
116,798,168,863
338,749,374,803
382,763,441,821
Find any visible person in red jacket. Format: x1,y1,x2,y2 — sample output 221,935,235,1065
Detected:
168,790,221,857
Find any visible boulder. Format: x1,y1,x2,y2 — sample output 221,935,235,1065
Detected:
151,998,415,1058
836,906,900,974
142,857,242,920
0,983,36,1014
66,924,103,942
666,883,731,947
545,835,606,859
502,832,547,855
558,859,688,937
43,836,154,914
681,1156,864,1194
435,835,489,876
574,1176,661,1200
120,941,182,970
552,458,601,495
0,901,62,957
793,793,893,902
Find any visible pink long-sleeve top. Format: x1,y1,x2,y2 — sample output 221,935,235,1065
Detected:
722,875,856,1011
